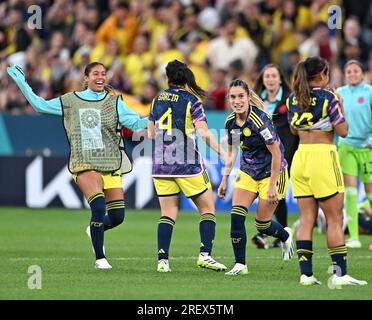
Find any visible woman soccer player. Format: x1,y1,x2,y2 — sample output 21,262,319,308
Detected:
252,64,299,249
7,62,147,269
217,79,294,276
287,56,367,286
336,60,372,249
148,60,229,273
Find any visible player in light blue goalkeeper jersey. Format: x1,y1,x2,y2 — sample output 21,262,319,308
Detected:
336,60,372,249
7,62,147,270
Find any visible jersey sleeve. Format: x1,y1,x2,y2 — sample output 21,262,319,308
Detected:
258,113,278,145
190,100,207,123
118,97,148,131
327,93,345,127
7,65,62,115
148,98,156,122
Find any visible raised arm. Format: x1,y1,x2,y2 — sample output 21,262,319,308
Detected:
117,97,148,131
7,65,62,115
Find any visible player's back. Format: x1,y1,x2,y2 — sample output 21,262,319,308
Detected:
286,88,342,131
149,86,206,177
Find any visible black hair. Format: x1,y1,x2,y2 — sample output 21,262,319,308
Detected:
293,56,328,110
165,60,207,99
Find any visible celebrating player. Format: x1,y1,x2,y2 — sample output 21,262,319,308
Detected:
7,62,147,269
288,56,367,286
148,60,229,273
218,79,294,276
336,60,372,249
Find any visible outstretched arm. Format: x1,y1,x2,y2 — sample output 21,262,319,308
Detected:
7,65,62,115
117,98,148,131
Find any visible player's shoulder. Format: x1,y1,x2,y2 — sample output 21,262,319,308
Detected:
320,88,338,100
249,106,267,128
336,85,348,95
224,112,236,128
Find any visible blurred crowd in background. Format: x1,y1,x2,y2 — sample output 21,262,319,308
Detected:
0,0,371,116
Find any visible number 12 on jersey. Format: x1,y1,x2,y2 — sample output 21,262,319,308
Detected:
158,108,173,135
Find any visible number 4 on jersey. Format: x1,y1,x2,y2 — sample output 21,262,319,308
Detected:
158,108,172,135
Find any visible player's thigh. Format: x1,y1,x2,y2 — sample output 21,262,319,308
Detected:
338,142,358,177
311,147,344,199
102,171,124,201
232,188,257,209
192,188,215,214
290,150,312,197
74,170,103,199
357,148,372,183
176,170,211,199
153,177,181,197
257,169,288,200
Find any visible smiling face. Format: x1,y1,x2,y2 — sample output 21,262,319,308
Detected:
345,63,364,86
85,64,106,92
263,67,281,93
228,85,250,114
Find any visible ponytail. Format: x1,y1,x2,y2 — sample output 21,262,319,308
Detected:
293,61,311,110
250,90,265,110
165,60,207,99
183,67,207,99
293,57,328,110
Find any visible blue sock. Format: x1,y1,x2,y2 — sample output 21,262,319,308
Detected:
328,245,347,276
296,240,313,276
88,192,106,260
230,206,247,264
104,200,125,231
158,216,175,260
255,219,289,242
199,213,216,255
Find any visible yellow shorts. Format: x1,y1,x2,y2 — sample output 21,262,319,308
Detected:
291,144,344,199
153,170,212,198
234,169,288,200
72,170,123,190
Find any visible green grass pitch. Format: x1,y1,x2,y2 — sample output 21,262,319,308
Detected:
0,207,371,300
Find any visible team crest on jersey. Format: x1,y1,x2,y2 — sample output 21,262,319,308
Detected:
243,128,251,137
357,96,365,103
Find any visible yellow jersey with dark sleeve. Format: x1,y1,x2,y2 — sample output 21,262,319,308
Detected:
286,88,346,131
